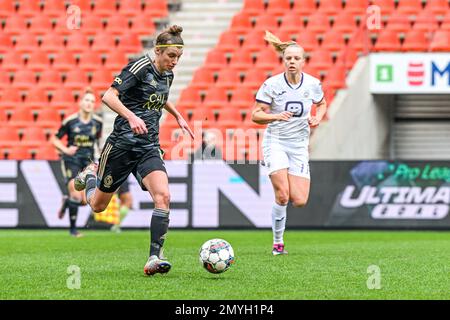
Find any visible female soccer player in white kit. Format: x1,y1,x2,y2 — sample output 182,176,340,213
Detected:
252,31,327,255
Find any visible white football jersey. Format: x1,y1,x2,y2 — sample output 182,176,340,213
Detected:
255,72,324,141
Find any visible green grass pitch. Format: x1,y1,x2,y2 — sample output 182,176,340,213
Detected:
1,229,450,300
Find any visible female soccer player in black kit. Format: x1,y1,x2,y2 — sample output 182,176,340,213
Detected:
52,88,103,237
74,25,194,275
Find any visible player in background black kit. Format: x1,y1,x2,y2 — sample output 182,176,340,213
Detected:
51,88,102,237
74,25,194,275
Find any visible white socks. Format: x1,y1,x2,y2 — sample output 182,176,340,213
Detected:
272,202,287,244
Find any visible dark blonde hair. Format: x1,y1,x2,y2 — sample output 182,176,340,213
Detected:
264,30,303,56
155,25,184,48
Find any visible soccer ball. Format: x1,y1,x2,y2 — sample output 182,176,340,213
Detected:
199,239,235,274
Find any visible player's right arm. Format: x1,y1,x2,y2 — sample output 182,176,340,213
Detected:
102,87,147,135
252,102,293,124
51,120,78,156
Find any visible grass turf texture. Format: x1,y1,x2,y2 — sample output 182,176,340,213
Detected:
1,230,450,300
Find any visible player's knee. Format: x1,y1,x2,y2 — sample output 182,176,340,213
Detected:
292,196,309,208
90,202,108,213
275,190,289,206
153,191,170,208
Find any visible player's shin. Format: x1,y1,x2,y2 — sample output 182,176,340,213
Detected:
150,208,170,258
272,203,287,244
85,175,97,204
68,198,81,232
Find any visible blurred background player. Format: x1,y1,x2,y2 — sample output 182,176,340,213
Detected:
73,25,194,275
193,130,223,160
52,88,103,237
110,179,133,233
252,31,327,256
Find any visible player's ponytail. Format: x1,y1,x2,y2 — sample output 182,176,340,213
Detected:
155,25,184,49
264,30,298,54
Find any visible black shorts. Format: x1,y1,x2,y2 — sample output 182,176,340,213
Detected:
117,179,130,195
97,141,166,193
61,158,91,183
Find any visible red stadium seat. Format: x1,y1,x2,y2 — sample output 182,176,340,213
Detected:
0,127,20,147
242,68,267,90
70,0,92,11
38,69,63,90
332,12,358,33
79,14,105,36
316,0,343,15
0,33,12,54
439,12,450,30
412,12,439,31
241,29,268,52
291,0,317,15
279,13,304,34
78,50,103,72
204,50,229,71
253,14,279,31
255,49,280,72
21,127,48,147
64,69,89,90
370,0,396,15
27,50,50,72
385,13,412,33
14,33,38,54
42,0,67,18
52,51,77,72
28,15,53,35
230,12,253,35
230,87,256,110
0,0,15,19
344,1,367,15
16,0,41,18
293,32,319,52
430,30,450,51
303,65,321,79
90,69,113,91
105,14,130,35
142,0,169,18
266,0,291,17
92,32,117,53
3,147,31,160
33,144,59,160
203,87,228,109
35,108,62,130
325,64,346,90
340,48,360,69
117,33,142,54
402,30,430,52
242,0,266,15
1,51,25,72
307,49,334,70
216,68,242,90
23,88,49,111
0,89,21,116
176,88,202,110
50,88,76,115
396,0,423,15
12,69,37,90
66,32,91,53
54,16,79,36
305,12,331,34
92,0,118,17
347,29,370,53
424,0,449,15
104,50,128,73
118,0,143,17
229,49,254,71
216,30,242,52
9,107,35,126
3,15,28,35
190,67,216,91
129,15,156,37
373,29,401,51
320,29,346,51
40,33,66,54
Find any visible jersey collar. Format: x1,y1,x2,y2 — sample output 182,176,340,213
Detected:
284,72,304,90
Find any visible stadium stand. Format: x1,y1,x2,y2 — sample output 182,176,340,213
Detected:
1,0,168,159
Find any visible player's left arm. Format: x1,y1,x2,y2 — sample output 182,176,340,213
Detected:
308,98,327,127
164,101,194,139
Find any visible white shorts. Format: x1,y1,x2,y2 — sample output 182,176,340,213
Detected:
262,136,310,179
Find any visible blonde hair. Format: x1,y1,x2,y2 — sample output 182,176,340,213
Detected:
264,30,301,54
